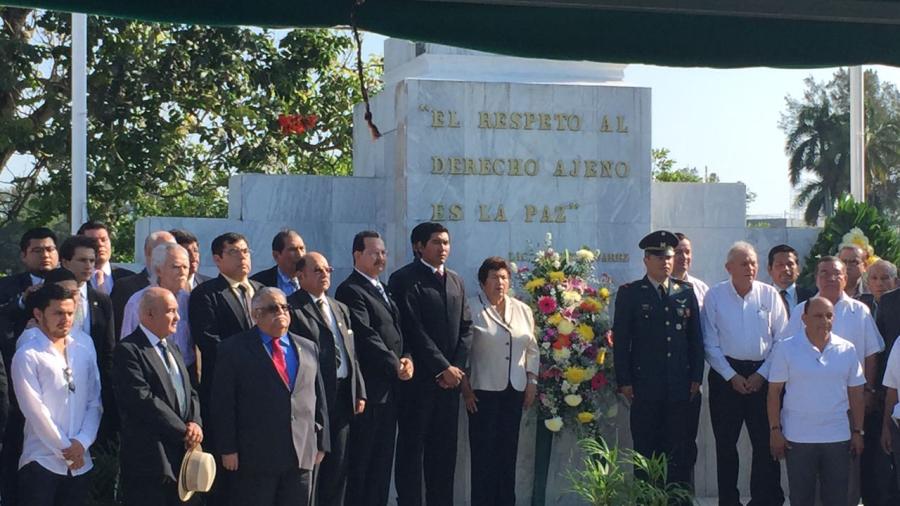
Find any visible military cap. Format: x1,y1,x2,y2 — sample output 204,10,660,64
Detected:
639,230,678,256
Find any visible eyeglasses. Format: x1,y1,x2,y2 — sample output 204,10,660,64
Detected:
63,367,76,393
258,303,292,315
223,247,252,258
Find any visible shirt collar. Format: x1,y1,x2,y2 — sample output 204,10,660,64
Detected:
257,327,288,345
276,268,295,284
420,258,444,275
140,324,165,346
222,274,250,291
99,262,112,276
35,327,73,348
646,275,668,291
354,268,382,287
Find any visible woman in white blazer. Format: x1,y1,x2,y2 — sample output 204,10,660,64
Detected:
460,256,539,506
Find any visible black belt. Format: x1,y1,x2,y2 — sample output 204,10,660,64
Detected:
725,356,764,376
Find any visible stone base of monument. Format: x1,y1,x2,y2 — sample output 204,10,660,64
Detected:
136,38,819,503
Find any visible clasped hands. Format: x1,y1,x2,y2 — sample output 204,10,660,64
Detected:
437,365,464,389
730,373,765,394
397,357,414,381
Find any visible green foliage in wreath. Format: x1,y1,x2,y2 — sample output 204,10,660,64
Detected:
799,196,900,288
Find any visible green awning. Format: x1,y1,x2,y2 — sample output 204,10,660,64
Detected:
5,0,900,68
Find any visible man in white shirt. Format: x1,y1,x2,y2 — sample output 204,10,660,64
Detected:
767,244,815,317
880,338,900,492
840,245,869,298
781,256,884,506
121,243,196,382
10,283,102,506
702,241,789,506
768,296,865,506
672,232,709,308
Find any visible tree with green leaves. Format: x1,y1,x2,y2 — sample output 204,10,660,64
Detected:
0,8,381,266
780,68,900,225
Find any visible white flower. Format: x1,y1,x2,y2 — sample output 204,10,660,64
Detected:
544,417,564,432
553,261,561,269
509,261,518,273
564,394,583,407
575,249,595,262
545,232,553,247
541,342,551,350
552,348,571,361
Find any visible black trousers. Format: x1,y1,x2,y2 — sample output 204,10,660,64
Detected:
17,461,90,506
467,385,524,506
686,391,703,491
861,407,900,506
121,473,197,506
708,361,783,506
1,408,24,506
347,394,397,506
234,466,312,506
630,395,693,487
394,378,460,506
315,377,352,506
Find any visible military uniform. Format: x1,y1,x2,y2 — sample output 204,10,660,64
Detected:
612,231,704,488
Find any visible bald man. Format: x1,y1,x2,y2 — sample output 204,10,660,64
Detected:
115,287,202,506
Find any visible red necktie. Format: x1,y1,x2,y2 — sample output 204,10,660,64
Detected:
270,337,290,388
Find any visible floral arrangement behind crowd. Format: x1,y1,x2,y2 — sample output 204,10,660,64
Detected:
514,234,617,436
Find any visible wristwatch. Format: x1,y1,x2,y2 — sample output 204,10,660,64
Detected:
528,377,538,385
852,428,865,436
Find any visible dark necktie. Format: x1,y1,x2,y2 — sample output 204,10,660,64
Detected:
780,289,791,317
658,283,667,299
270,337,290,388
317,299,343,369
157,340,188,418
237,284,251,324
375,282,390,304
435,269,445,283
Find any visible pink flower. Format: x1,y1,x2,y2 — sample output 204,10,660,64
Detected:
538,296,557,314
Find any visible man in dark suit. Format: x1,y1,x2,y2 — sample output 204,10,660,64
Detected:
768,244,815,317
613,231,704,496
59,235,118,446
170,229,211,290
251,229,306,296
77,221,135,295
388,222,473,506
114,287,203,506
188,232,262,505
0,226,58,506
213,287,329,506
288,251,365,506
111,230,176,339
335,231,413,506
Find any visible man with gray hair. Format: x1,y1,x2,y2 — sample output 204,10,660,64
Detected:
702,240,789,506
120,243,197,383
212,287,328,506
111,230,176,339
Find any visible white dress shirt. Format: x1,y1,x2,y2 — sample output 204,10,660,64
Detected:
77,283,91,335
768,332,865,443
682,274,709,309
314,295,350,379
882,343,900,420
468,293,539,391
121,287,195,366
354,268,390,304
702,280,789,380
90,262,114,294
17,326,95,355
11,330,102,476
780,294,884,366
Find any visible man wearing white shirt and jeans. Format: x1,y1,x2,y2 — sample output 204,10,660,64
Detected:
781,256,884,506
702,241,788,506
767,296,866,506
10,283,102,506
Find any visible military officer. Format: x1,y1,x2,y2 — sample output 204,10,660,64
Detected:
613,230,704,492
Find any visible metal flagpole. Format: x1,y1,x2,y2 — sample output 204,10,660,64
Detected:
71,13,88,234
850,66,865,202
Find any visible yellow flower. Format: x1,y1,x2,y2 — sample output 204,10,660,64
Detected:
547,313,563,326
575,249,595,262
599,287,610,299
544,417,564,432
576,324,595,341
563,366,589,385
580,297,601,313
596,348,607,365
564,394,583,407
576,412,595,424
562,290,582,305
840,227,876,258
557,319,575,335
524,278,546,293
552,347,571,361
548,271,566,283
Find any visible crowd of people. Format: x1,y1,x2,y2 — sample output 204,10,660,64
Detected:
1,219,900,506
613,230,900,506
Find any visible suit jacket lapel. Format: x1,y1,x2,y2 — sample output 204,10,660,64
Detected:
288,333,307,393
245,331,290,391
478,293,511,332
220,277,250,329
137,329,180,413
